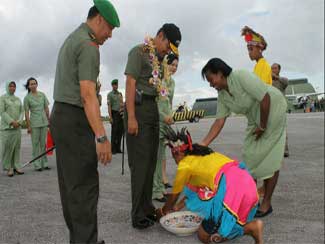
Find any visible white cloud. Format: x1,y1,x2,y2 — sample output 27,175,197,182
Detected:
0,0,323,107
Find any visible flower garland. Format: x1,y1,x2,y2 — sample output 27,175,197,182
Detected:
143,36,170,97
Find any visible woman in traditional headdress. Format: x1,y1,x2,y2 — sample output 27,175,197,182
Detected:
156,127,263,244
0,81,24,176
152,53,178,202
241,26,272,85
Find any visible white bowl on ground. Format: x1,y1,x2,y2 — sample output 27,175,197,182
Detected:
160,211,203,236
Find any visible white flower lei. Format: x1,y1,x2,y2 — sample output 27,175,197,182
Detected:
143,36,170,97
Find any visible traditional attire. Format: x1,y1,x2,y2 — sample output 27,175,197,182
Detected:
0,82,24,171
241,26,272,85
152,76,175,199
23,91,49,170
254,58,272,85
172,152,259,240
216,70,287,180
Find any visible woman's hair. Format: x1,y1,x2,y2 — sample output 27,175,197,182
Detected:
8,81,16,87
25,77,37,93
164,126,213,156
167,53,179,65
201,58,232,80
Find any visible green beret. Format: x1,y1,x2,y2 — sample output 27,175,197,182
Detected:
111,79,118,84
93,0,120,27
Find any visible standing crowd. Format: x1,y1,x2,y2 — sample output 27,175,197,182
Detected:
0,0,321,244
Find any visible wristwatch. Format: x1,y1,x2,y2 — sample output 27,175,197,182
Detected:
96,135,108,143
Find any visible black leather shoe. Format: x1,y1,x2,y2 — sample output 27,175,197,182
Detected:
146,213,158,222
255,206,273,218
36,168,43,172
132,219,154,229
96,240,105,244
44,166,51,170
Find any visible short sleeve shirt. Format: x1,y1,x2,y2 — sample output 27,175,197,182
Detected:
172,153,232,194
253,58,272,85
53,23,100,107
124,44,161,96
107,90,122,111
23,91,49,128
215,70,268,122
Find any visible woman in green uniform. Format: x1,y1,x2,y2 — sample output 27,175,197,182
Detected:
0,81,24,177
200,58,287,218
24,77,50,171
152,54,178,202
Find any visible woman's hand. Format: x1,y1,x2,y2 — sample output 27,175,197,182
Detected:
155,207,167,221
253,127,265,140
164,116,174,125
11,121,20,128
173,197,186,211
27,126,32,134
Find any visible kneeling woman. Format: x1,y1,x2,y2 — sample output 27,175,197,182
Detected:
157,127,263,244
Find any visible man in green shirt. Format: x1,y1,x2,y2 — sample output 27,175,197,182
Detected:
124,23,181,229
50,1,120,243
107,79,124,154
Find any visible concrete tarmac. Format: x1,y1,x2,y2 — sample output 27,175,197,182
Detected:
0,112,324,244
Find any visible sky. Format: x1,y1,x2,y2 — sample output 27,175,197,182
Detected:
0,0,324,115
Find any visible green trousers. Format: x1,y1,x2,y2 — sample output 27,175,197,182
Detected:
1,129,22,170
152,138,166,199
125,97,159,224
50,102,99,244
31,126,48,169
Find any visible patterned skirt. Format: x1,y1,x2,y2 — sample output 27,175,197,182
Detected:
184,161,259,240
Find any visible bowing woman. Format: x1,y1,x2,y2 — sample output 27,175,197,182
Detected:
199,58,287,218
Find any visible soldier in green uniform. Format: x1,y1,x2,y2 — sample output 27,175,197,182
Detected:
50,1,119,243
271,63,289,157
124,23,181,229
24,77,50,171
152,54,178,202
0,81,24,177
107,79,124,154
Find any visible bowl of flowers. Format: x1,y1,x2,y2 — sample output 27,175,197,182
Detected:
160,211,202,236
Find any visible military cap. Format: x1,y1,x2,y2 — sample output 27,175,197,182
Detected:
161,23,182,56
93,0,120,27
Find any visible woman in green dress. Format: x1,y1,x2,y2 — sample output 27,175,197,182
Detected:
200,58,287,218
0,81,24,177
152,54,178,202
24,77,50,171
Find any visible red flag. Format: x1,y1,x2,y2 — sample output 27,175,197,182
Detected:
46,130,54,155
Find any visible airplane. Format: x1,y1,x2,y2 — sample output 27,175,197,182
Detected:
285,87,325,109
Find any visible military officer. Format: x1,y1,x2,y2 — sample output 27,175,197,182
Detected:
50,0,120,243
124,23,181,229
272,63,289,157
107,79,124,154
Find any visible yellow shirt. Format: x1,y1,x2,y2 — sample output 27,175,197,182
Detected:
172,152,233,194
253,58,272,85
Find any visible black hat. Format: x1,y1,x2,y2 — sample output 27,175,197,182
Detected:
111,79,118,85
161,23,181,56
